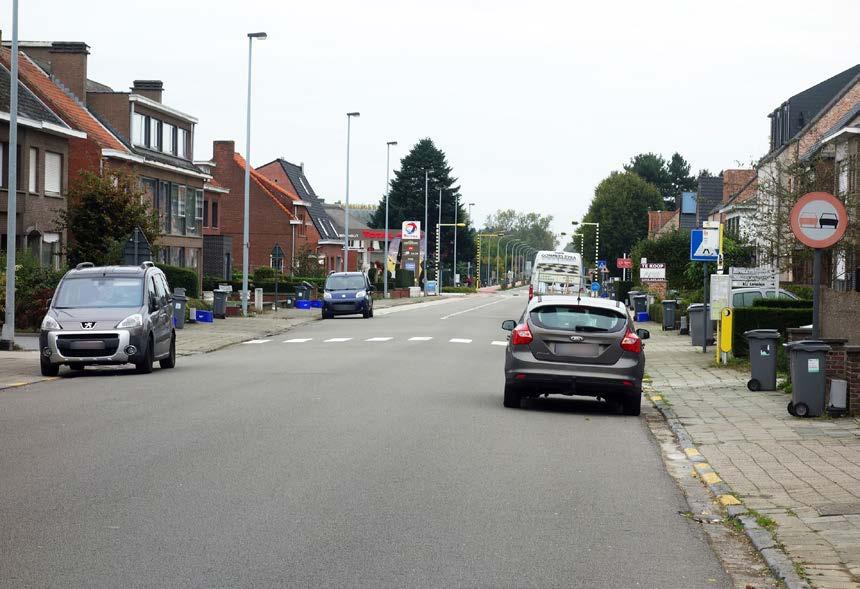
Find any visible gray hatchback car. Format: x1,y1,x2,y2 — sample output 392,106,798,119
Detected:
501,295,649,415
39,262,176,376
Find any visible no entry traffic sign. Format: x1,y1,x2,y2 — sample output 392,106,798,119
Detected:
790,192,847,249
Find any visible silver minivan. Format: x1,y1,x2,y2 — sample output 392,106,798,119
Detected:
39,262,176,376
501,295,649,414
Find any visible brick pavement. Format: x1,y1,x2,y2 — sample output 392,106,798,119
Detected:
646,323,860,588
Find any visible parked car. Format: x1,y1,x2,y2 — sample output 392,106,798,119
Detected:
500,295,649,415
731,287,798,308
39,262,176,376
321,272,374,319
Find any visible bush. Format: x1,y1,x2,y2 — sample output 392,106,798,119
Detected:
732,307,812,358
253,266,277,282
157,264,199,298
442,286,477,294
0,250,65,330
648,302,663,325
783,284,814,300
752,298,813,309
395,269,415,288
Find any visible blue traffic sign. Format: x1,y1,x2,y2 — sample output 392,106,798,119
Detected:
597,259,607,269
690,228,719,262
590,281,601,292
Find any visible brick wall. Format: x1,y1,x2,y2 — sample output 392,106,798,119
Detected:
797,80,860,157
822,288,860,345
86,93,131,140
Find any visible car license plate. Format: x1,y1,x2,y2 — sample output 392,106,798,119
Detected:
554,343,599,357
69,340,106,350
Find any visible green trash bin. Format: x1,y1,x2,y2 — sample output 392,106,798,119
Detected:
744,329,780,391
785,340,831,418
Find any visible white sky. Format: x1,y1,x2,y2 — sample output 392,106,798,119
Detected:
6,0,860,241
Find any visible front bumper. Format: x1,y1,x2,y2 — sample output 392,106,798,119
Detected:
40,328,146,365
322,298,369,315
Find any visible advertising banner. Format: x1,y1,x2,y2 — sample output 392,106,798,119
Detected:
640,263,666,282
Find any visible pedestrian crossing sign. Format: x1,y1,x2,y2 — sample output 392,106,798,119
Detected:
690,228,719,261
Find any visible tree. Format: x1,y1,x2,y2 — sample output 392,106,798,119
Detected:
369,138,473,277
666,153,697,209
57,168,161,267
625,152,695,210
571,172,663,272
483,210,556,251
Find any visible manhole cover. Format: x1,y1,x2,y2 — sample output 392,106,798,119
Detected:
816,502,860,516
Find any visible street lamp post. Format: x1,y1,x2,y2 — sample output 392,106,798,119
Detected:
422,169,433,293
497,236,514,287
383,140,397,299
1,0,19,348
436,222,466,292
343,112,360,271
437,187,443,287
452,192,459,286
241,31,267,317
505,239,522,284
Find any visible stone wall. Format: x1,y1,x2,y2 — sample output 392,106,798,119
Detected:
821,288,860,345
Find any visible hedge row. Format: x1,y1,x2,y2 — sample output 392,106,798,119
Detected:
732,307,812,358
203,275,327,293
157,264,199,298
752,298,813,309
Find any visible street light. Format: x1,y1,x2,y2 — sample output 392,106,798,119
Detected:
475,232,501,289
342,111,360,271
436,222,466,292
497,235,515,286
452,191,459,286
383,140,397,299
422,168,434,294
505,239,523,284
241,30,267,317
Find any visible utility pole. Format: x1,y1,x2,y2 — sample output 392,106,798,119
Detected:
2,0,20,349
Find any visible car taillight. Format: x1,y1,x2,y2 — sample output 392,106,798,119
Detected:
511,323,533,346
528,285,534,300
620,329,642,354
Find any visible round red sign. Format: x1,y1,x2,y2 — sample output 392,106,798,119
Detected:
789,192,848,249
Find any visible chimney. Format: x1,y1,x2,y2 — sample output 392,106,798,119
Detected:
49,42,89,103
213,140,235,164
300,162,304,172
131,80,163,103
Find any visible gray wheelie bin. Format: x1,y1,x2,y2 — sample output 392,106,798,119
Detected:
627,290,642,309
213,290,228,319
743,329,780,391
661,300,678,331
172,287,188,329
687,304,713,347
785,340,831,418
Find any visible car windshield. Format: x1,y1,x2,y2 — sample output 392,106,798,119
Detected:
53,277,144,309
530,305,627,332
326,275,366,291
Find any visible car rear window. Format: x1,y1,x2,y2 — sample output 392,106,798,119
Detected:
53,277,144,308
529,305,627,333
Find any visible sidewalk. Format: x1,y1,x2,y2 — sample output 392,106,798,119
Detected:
0,294,457,390
645,323,860,589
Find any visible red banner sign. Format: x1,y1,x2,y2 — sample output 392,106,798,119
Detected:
616,258,633,269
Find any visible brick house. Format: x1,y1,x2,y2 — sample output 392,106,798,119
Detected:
193,158,232,280
708,169,757,239
2,41,210,279
256,158,349,272
209,141,310,276
1,53,84,267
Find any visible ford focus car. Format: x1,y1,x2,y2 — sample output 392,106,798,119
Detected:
501,295,649,415
321,272,374,319
39,262,176,376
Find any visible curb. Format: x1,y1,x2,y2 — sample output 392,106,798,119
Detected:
177,315,320,357
646,386,811,589
0,376,57,392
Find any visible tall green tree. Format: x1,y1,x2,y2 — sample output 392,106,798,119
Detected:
625,152,696,210
665,152,697,208
570,171,663,272
483,210,555,250
369,138,473,274
57,168,160,267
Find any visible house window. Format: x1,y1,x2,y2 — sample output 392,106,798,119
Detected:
171,184,182,235
149,117,160,150
141,178,157,209
186,247,198,270
271,245,284,271
29,147,38,193
203,198,209,227
42,233,60,269
212,201,219,228
44,152,62,195
170,246,183,267
195,190,203,234
132,113,146,146
162,123,176,155
159,181,170,233
298,211,306,236
177,128,188,158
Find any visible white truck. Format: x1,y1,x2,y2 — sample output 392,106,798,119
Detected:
529,251,585,300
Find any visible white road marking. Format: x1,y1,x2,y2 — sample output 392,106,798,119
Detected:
284,338,312,343
324,338,352,343
409,336,433,341
440,298,506,320
491,341,508,346
449,338,473,344
243,339,271,344
365,337,393,342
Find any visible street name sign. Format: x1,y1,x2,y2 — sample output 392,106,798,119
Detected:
729,266,777,289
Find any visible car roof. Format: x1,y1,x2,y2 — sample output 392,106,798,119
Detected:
327,272,364,277
528,294,629,313
64,265,155,278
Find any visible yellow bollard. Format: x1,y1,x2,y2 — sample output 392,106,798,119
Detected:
720,307,733,362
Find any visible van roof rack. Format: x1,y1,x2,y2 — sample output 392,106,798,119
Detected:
75,262,94,270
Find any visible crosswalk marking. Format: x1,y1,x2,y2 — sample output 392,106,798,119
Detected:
450,338,473,344
284,338,312,343
243,339,271,344
324,338,352,343
491,341,508,346
409,336,433,341
365,337,393,342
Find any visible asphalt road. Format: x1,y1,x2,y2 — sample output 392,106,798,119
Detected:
0,290,731,588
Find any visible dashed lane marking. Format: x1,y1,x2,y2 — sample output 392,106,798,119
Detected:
449,338,473,344
365,337,393,342
409,337,433,341
491,341,508,346
324,338,352,343
284,338,312,343
440,298,506,320
243,339,271,344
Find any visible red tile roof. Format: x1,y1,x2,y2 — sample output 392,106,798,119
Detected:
722,169,757,205
648,210,676,235
0,48,127,152
233,152,299,220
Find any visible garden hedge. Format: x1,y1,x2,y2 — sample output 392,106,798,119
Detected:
731,307,812,358
156,264,199,298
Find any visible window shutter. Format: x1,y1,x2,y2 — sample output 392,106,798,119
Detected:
29,148,37,192
45,152,62,194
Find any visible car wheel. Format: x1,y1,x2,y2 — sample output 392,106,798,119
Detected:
369,305,374,318
503,383,521,408
622,393,642,416
159,334,176,369
40,356,59,377
320,310,327,320
363,308,371,319
135,337,154,374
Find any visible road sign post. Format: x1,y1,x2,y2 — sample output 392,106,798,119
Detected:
789,192,848,339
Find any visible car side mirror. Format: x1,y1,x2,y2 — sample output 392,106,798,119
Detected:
636,328,650,340
501,319,517,331
46,297,52,310
367,286,374,293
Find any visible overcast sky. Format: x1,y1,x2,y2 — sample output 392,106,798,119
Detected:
8,0,860,242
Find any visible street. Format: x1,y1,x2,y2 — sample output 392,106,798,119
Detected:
0,290,734,588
